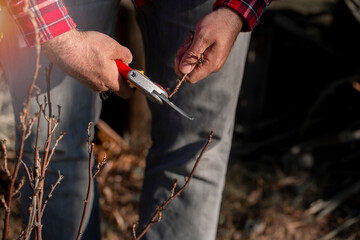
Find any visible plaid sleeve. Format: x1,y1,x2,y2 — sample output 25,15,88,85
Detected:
5,0,76,47
131,0,147,8
213,0,272,31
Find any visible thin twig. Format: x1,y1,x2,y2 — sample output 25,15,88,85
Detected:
93,154,107,178
132,224,138,239
168,51,204,99
24,178,40,240
168,31,204,99
45,63,53,117
34,104,43,182
20,161,34,190
24,116,37,140
87,122,93,153
45,132,65,169
76,121,107,238
134,130,214,240
12,176,25,198
170,179,178,198
152,209,162,224
77,122,97,240
0,195,9,212
41,171,63,216
0,139,11,177
76,143,95,240
36,66,59,239
168,74,188,98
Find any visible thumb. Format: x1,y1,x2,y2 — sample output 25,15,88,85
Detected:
111,42,133,65
179,33,210,74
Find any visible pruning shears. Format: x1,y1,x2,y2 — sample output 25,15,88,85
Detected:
100,60,194,121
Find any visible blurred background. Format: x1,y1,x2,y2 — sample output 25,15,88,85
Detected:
1,0,360,239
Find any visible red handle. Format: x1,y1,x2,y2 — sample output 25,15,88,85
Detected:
115,60,133,79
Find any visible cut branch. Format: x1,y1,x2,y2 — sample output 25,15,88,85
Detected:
168,74,188,98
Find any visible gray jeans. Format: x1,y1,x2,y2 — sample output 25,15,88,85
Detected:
0,0,250,239
136,1,250,239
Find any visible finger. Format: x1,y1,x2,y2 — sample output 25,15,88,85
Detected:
104,59,133,98
111,42,133,64
174,56,182,77
185,59,212,84
116,75,135,99
175,35,193,77
179,31,213,74
176,35,193,57
186,44,226,83
108,44,133,98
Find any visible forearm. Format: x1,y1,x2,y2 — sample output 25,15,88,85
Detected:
4,0,76,47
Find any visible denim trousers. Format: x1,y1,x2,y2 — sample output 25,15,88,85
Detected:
0,0,250,239
136,1,250,239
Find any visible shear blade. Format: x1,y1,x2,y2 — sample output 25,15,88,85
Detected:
152,91,194,121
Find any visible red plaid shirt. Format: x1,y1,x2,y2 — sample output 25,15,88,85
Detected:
4,0,271,47
5,0,76,47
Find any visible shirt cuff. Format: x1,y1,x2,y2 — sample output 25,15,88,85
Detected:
213,0,272,31
6,0,76,47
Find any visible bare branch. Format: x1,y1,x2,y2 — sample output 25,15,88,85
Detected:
45,63,53,117
76,142,95,240
12,176,25,198
87,122,93,153
45,132,65,169
24,193,38,239
93,154,107,178
24,116,37,140
132,223,138,240
0,195,9,213
151,208,162,224
20,161,34,189
41,171,64,217
168,74,187,99
170,179,178,198
34,105,42,167
57,105,61,122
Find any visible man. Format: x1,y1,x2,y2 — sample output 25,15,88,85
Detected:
1,0,271,239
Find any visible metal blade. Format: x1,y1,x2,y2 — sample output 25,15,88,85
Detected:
153,91,194,121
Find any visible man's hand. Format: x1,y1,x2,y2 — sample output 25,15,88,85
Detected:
175,7,244,83
42,29,133,98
